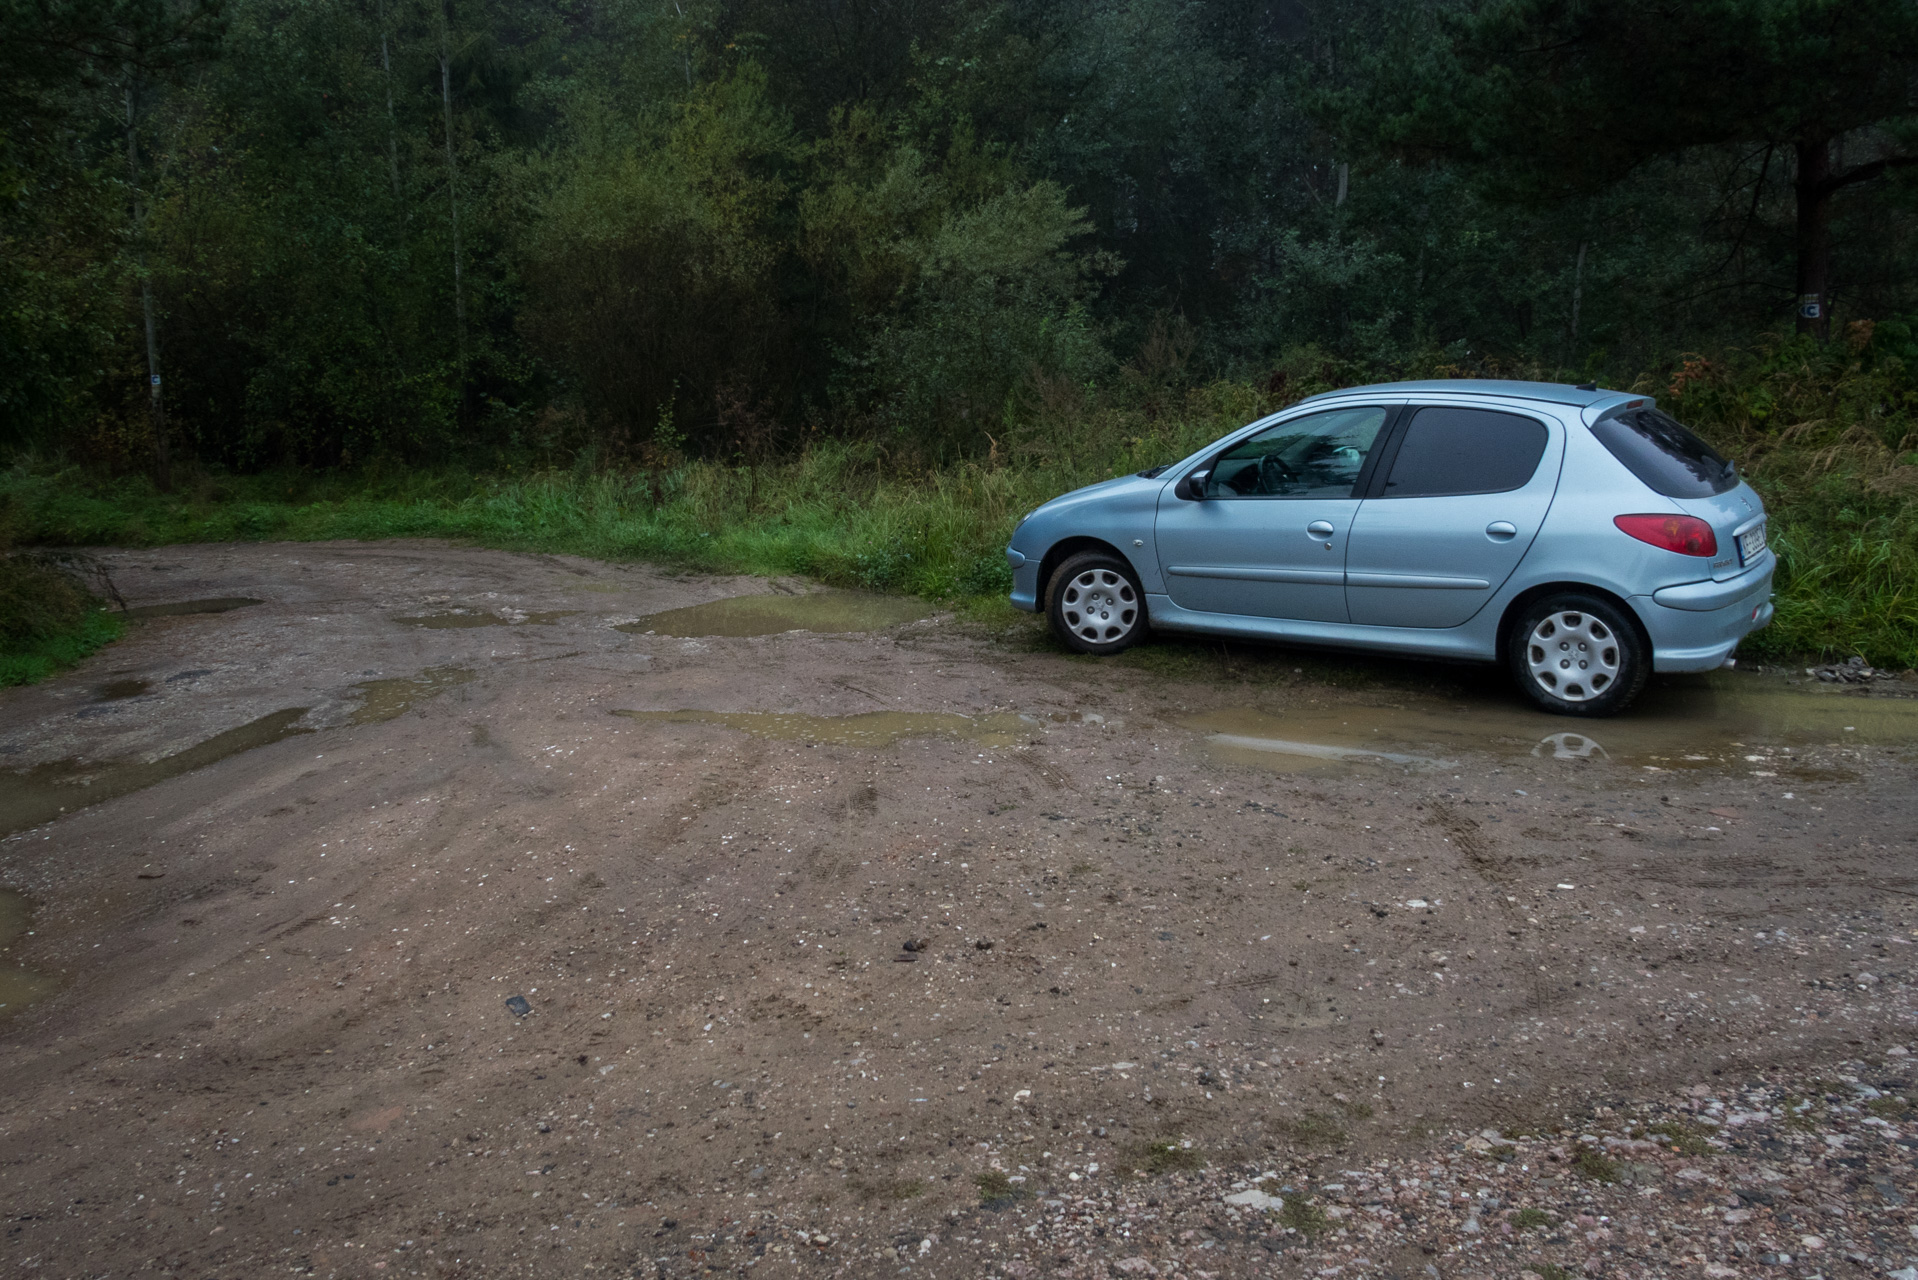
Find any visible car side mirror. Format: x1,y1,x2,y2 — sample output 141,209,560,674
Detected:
1175,469,1211,501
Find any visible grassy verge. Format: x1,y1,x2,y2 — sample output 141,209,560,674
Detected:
0,548,125,686
0,607,123,686
0,381,1271,610
1657,334,1918,668
2,335,1912,669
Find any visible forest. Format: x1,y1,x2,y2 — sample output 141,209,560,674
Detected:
3,0,1917,680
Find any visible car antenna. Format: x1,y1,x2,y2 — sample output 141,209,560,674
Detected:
1574,382,1598,391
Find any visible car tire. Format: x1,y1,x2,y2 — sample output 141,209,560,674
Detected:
1046,551,1148,655
1507,593,1649,717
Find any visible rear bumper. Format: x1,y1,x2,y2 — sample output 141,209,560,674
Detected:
1635,570,1774,672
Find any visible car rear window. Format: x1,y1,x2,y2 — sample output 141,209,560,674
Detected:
1381,407,1549,497
1590,406,1737,498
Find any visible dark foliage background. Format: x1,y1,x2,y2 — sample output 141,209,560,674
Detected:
5,0,1914,471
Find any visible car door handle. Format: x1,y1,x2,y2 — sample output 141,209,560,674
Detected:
1306,520,1336,538
1485,521,1518,541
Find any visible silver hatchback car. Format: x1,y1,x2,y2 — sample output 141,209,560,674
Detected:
1006,380,1774,716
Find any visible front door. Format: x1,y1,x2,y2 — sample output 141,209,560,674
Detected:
1154,405,1392,622
1345,404,1563,628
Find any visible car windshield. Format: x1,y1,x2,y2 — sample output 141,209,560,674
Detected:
1590,406,1737,498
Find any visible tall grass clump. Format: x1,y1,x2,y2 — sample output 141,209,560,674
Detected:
0,506,124,685
0,377,1278,605
1657,323,1918,668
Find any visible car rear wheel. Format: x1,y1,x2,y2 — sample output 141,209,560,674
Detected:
1508,593,1648,717
1046,551,1148,655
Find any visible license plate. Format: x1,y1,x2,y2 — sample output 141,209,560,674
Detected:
1737,522,1767,563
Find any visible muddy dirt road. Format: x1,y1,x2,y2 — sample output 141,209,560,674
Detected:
4,541,1917,1279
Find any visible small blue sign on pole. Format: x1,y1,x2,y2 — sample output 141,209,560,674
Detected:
150,374,162,386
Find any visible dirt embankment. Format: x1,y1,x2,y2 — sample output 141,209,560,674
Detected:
2,541,1916,1279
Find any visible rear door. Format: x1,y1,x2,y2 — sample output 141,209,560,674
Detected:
1154,404,1394,623
1344,404,1563,628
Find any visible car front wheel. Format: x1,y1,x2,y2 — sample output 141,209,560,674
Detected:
1046,551,1148,655
1508,593,1648,716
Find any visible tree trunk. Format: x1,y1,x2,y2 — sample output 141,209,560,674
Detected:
1569,239,1587,352
439,5,466,381
379,0,401,201
1794,137,1833,340
125,77,171,492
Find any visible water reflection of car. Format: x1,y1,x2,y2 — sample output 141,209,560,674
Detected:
1005,380,1773,717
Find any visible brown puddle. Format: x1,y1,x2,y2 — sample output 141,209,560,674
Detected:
122,597,264,619
350,666,475,724
615,590,930,638
0,708,312,836
1186,673,1918,775
394,610,577,629
95,678,153,701
0,889,54,1020
613,708,1030,749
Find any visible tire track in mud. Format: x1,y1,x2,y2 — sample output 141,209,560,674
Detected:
1425,798,1558,1015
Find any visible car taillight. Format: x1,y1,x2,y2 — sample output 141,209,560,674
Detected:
1613,513,1718,557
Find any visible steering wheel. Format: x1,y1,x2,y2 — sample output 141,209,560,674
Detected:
1257,453,1298,493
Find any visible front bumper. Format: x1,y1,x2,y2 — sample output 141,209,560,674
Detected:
1007,547,1040,612
1635,569,1774,672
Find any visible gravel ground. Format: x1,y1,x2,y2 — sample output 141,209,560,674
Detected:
664,1052,1918,1279
3,542,1917,1280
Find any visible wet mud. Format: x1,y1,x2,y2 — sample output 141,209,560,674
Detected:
4,541,1917,1280
0,889,52,1019
120,596,263,619
94,677,153,701
1185,671,1918,774
615,588,930,637
394,609,577,629
612,707,1031,748
0,707,311,836
349,666,475,724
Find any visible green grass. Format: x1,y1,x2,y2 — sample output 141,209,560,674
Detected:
1278,1196,1330,1237
0,545,125,686
1277,1110,1348,1147
1572,1144,1620,1183
0,383,1265,616
1118,1137,1207,1176
1645,1118,1714,1156
1511,1206,1553,1230
4,334,1913,668
973,1171,1031,1205
1658,334,1918,668
0,604,122,686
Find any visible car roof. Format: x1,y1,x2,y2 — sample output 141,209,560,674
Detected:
1295,379,1639,411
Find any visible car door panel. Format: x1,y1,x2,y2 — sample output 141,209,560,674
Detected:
1153,404,1396,623
1157,500,1357,621
1345,405,1564,628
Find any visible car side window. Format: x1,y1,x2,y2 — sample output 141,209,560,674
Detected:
1205,406,1389,499
1382,407,1548,498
